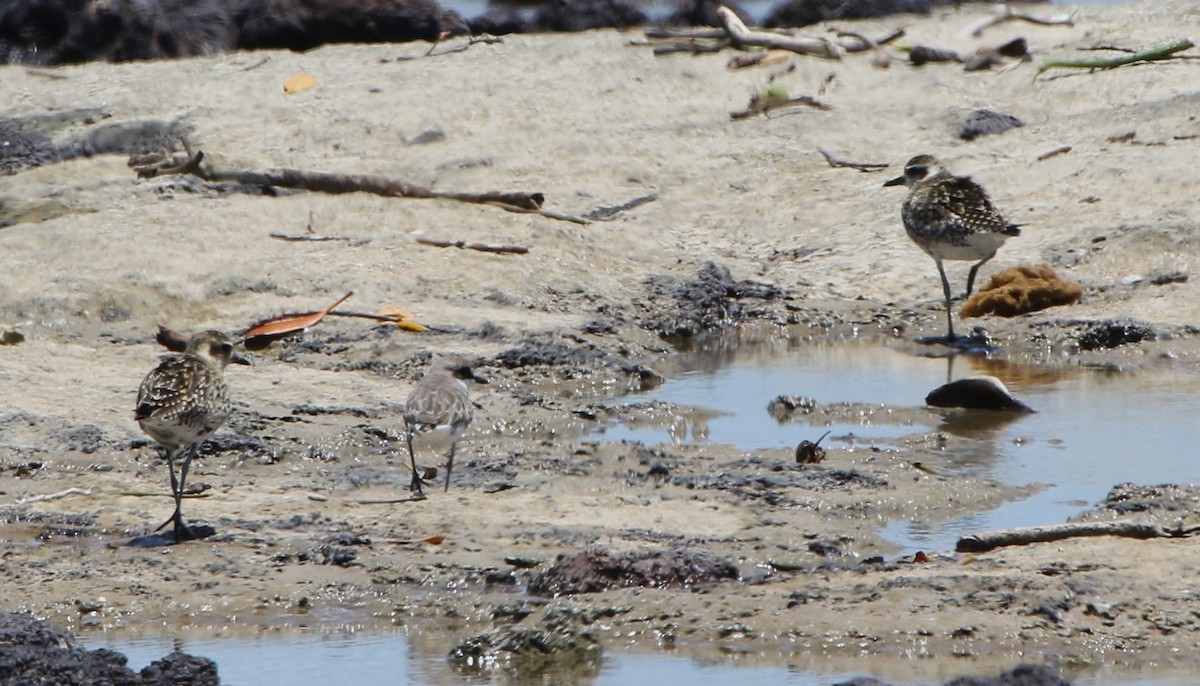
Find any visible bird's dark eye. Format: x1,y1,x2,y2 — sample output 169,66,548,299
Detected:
215,343,233,357
908,165,927,177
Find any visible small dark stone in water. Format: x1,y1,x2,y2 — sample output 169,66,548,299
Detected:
926,376,1035,413
942,663,1070,686
960,109,1024,141
449,607,602,678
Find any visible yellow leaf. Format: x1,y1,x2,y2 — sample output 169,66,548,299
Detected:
379,306,429,332
284,73,317,95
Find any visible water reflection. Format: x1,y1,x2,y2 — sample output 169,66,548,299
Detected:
601,330,1200,552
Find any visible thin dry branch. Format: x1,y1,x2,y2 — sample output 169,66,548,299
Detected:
1037,38,1195,76
956,520,1199,553
970,4,1075,37
817,148,889,171
416,236,530,255
717,6,842,59
731,93,829,119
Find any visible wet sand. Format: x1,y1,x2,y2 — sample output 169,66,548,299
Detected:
2,0,1199,680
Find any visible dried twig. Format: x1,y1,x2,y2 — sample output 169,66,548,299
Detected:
16,488,93,504
830,28,888,68
427,34,503,57
269,232,354,242
817,148,889,171
957,520,1199,553
1037,38,1195,76
416,236,530,255
717,6,841,59
970,5,1075,37
1036,145,1072,161
585,192,659,221
732,92,829,120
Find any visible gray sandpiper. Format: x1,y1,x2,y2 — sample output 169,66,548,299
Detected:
403,355,488,495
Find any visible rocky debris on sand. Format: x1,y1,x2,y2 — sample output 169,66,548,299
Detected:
0,611,220,685
640,262,782,339
527,547,738,596
1075,319,1154,350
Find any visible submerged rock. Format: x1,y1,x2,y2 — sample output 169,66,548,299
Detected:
449,607,602,680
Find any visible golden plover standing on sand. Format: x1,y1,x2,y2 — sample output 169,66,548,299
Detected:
135,330,249,541
403,355,488,496
884,154,1021,341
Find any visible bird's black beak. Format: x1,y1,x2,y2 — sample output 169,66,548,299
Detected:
883,175,906,187
471,371,489,385
232,352,253,366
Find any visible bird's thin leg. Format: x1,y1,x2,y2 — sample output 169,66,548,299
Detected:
405,430,425,495
154,447,180,533
444,441,457,493
935,259,956,340
172,445,198,541
966,254,994,297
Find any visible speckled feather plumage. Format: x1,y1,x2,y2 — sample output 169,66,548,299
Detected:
898,157,1020,261
136,331,237,451
136,354,232,449
403,364,474,436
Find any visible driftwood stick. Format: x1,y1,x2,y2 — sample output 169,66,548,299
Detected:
717,6,842,59
1037,38,1194,76
269,232,353,242
956,520,1193,553
830,28,888,67
644,27,728,40
837,27,905,53
416,236,530,255
970,5,1075,37
817,148,889,171
732,93,829,120
653,41,729,56
133,150,585,223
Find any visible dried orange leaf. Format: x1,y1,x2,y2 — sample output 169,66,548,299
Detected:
243,291,353,350
284,72,317,94
395,320,429,332
423,535,446,545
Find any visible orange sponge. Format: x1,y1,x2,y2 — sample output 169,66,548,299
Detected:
961,264,1082,318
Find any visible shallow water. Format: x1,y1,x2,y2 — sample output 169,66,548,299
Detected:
88,633,1199,685
600,335,1200,553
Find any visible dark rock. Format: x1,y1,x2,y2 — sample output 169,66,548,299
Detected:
959,109,1024,141
0,611,219,685
665,0,752,27
944,663,1070,686
909,44,959,66
235,0,468,51
834,678,893,686
527,547,738,596
1077,319,1153,350
468,7,528,35
0,0,236,65
925,376,1035,413
531,0,647,31
765,0,930,28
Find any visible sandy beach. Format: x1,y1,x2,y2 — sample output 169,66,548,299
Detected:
2,0,1200,681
